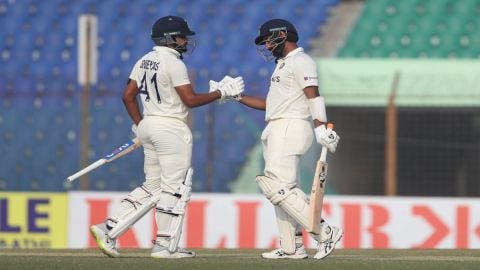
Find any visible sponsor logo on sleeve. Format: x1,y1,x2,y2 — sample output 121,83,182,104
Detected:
304,76,318,81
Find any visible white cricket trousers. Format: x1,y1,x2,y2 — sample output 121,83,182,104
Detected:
261,118,313,187
261,118,313,253
107,116,192,239
137,116,192,193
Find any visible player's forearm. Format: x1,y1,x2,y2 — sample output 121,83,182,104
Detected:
123,97,143,125
183,91,222,108
239,95,266,111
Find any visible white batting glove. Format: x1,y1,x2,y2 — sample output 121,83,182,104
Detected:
209,76,233,93
209,80,220,93
314,124,340,153
227,76,244,100
209,76,235,103
219,76,244,102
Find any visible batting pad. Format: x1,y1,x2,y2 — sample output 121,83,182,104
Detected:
256,175,312,232
156,167,193,252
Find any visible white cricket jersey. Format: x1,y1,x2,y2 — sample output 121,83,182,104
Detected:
265,47,319,122
129,46,191,122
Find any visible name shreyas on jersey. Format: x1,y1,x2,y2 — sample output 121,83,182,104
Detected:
140,59,159,71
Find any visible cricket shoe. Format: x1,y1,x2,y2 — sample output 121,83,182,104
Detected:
151,242,196,259
261,246,308,259
314,226,343,260
89,223,120,258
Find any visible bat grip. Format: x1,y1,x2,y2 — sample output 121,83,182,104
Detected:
320,146,328,162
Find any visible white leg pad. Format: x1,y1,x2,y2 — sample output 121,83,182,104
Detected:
106,186,157,232
256,175,312,232
108,186,162,239
155,168,193,252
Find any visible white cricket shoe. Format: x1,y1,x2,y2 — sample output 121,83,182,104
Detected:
314,226,343,260
151,242,196,259
89,224,119,258
261,246,308,259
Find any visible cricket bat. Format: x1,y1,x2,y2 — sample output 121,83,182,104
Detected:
66,137,141,182
308,123,333,234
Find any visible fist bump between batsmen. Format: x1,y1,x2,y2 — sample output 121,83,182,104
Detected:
314,124,340,153
209,76,244,103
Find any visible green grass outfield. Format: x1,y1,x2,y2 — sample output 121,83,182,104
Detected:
1,249,479,270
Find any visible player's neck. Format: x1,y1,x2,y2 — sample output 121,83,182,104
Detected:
282,42,298,58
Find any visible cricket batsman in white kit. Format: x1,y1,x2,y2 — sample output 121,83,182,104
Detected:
89,15,244,259
230,19,343,259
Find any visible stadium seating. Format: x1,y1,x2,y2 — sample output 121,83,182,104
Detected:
339,0,480,58
0,0,338,191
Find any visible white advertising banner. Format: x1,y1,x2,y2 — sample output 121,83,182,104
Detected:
68,192,480,249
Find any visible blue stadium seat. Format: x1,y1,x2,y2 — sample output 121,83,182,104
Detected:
1,0,338,192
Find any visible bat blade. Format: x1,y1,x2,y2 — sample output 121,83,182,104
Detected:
308,123,334,234
308,147,328,234
66,137,141,182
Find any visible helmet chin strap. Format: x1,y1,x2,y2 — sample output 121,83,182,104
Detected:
268,32,287,60
171,36,195,58
174,45,186,59
165,44,184,58
272,41,285,59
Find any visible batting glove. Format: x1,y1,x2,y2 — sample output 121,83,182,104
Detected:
314,124,340,153
225,76,244,101
210,76,235,103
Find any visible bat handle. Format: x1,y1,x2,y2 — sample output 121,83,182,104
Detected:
320,145,328,162
319,123,334,162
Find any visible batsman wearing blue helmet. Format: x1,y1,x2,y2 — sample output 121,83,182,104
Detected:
89,15,244,259
232,19,343,259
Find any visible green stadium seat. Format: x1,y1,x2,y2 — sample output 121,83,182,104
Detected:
355,16,380,33
340,0,480,59
464,19,479,33
388,15,415,33
424,0,452,17
417,16,441,32
452,0,477,16
345,30,372,49
408,32,431,50
369,47,391,58
373,30,414,51
397,47,419,58
338,47,360,57
455,48,480,58
468,31,480,49
395,1,417,15
445,17,467,33
426,47,452,58
363,0,391,16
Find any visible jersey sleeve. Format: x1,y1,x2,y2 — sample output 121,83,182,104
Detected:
129,59,142,86
292,55,319,90
167,59,191,87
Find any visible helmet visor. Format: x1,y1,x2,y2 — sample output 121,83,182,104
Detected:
255,30,286,61
175,36,196,55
